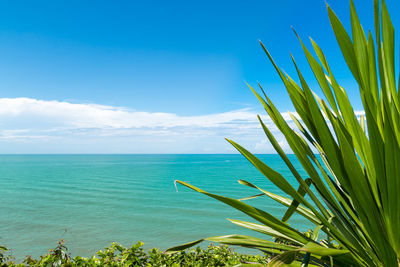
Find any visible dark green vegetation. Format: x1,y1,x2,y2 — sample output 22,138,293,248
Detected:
170,0,400,266
0,241,267,266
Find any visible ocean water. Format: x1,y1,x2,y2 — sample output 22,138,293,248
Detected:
0,154,312,261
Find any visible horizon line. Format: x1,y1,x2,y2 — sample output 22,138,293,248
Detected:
0,153,293,155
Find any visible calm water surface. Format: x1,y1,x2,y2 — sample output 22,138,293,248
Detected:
0,154,312,260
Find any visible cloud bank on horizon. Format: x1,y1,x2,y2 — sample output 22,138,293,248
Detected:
0,97,364,154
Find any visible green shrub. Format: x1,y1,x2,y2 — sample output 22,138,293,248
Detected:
1,246,14,267
0,241,267,266
169,0,400,266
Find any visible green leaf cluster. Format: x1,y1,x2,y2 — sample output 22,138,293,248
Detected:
169,0,400,266
0,241,267,267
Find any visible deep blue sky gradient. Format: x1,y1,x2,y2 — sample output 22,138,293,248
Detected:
0,0,398,115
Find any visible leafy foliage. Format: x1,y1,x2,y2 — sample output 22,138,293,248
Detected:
0,241,267,266
169,0,400,266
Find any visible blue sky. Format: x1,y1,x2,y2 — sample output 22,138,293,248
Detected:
0,0,398,153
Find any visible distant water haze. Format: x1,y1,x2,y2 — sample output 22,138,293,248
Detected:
0,154,312,261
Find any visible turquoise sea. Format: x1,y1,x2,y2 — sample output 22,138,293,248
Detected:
0,154,311,261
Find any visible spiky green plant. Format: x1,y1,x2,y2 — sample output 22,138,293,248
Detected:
168,0,400,266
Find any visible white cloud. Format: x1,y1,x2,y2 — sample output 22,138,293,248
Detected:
0,97,363,154
0,97,260,129
254,139,272,151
